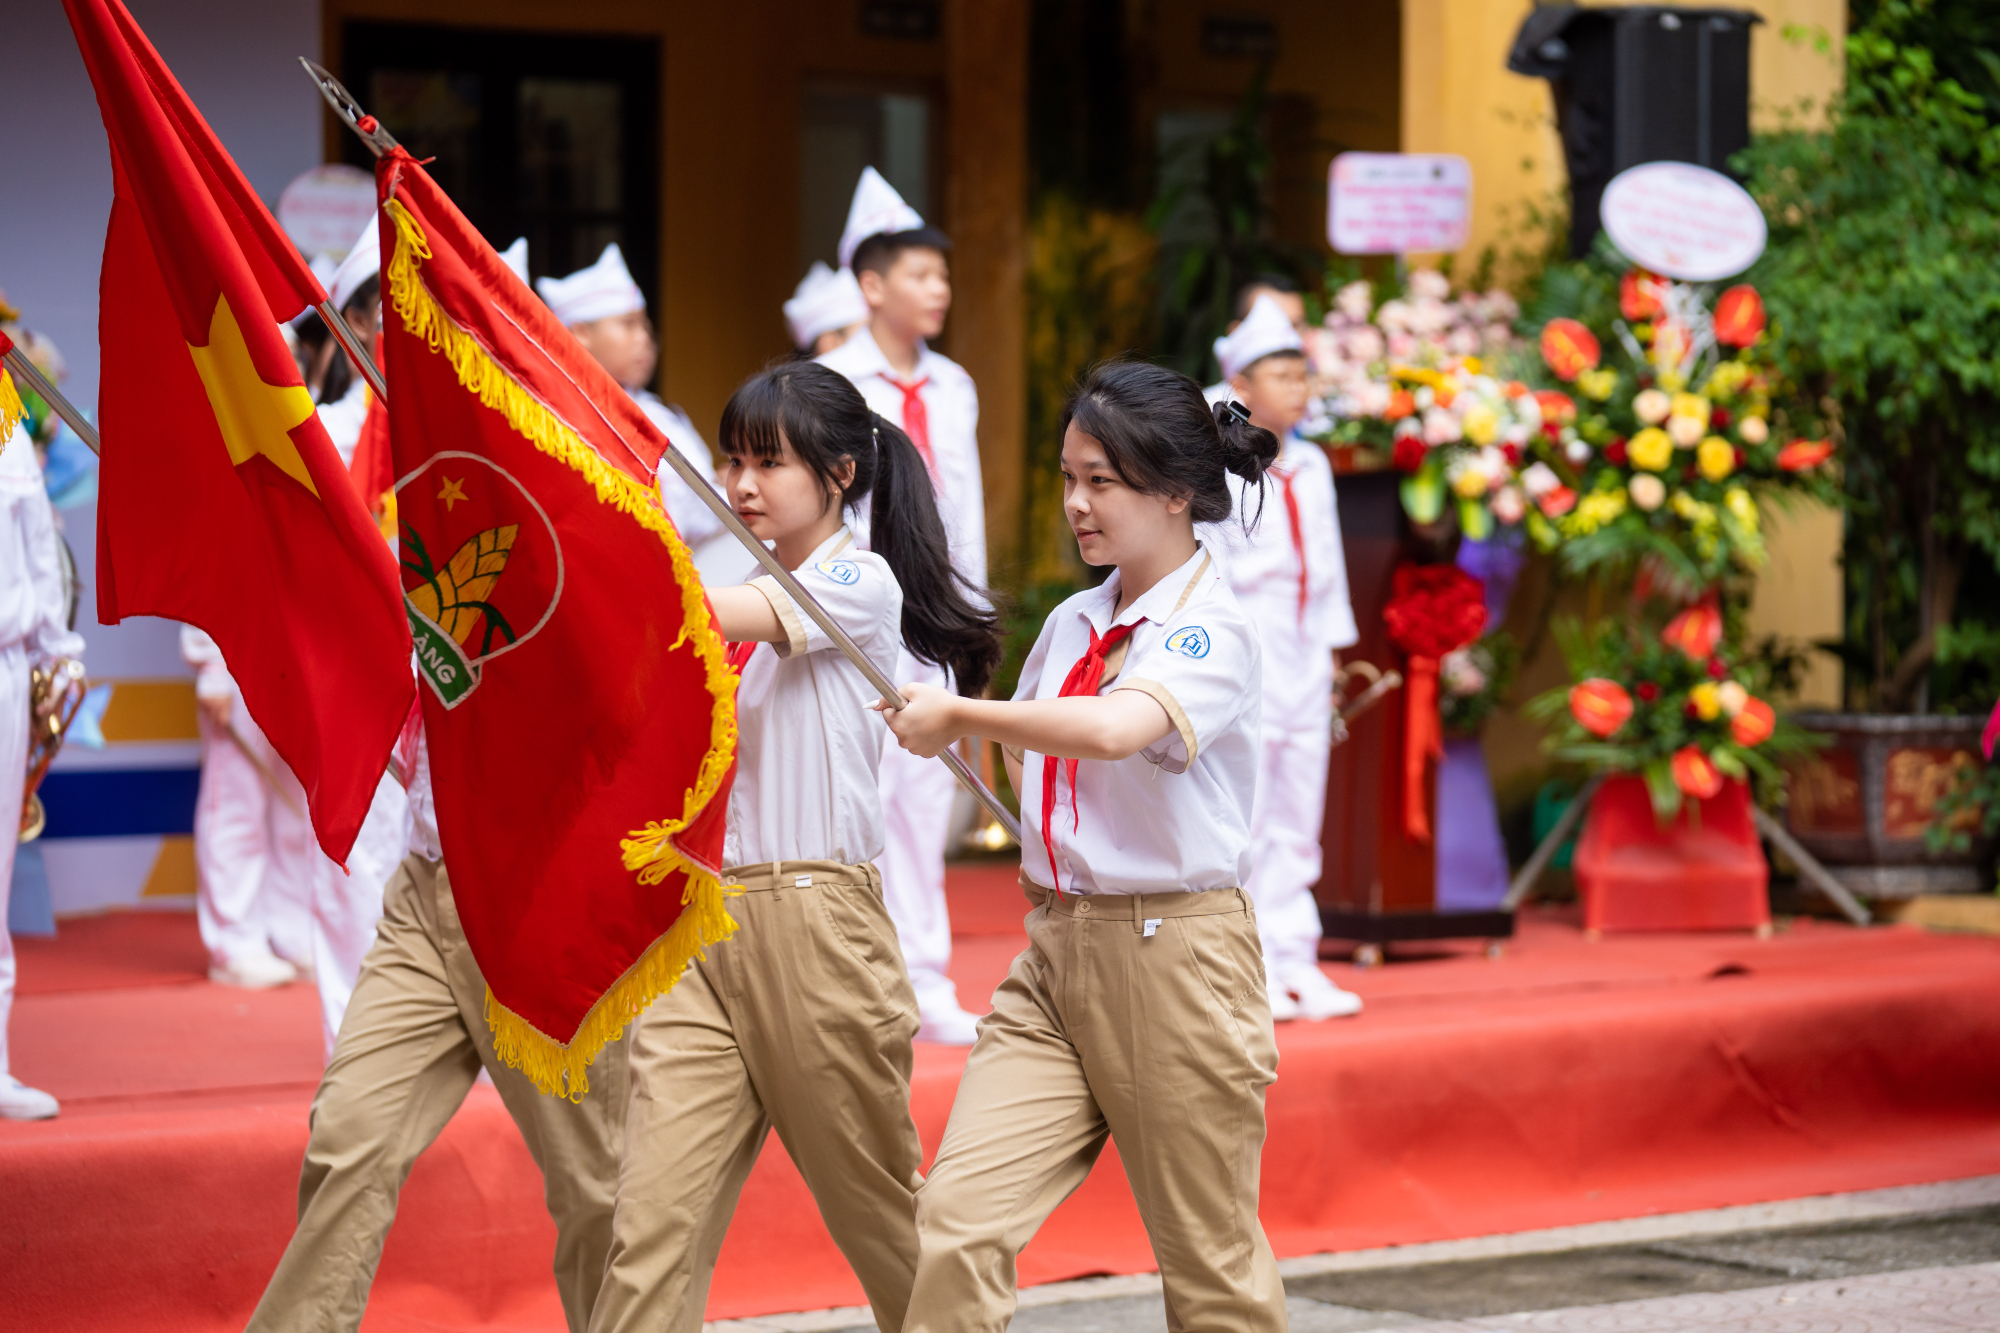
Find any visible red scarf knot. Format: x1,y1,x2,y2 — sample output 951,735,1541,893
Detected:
1039,619,1140,896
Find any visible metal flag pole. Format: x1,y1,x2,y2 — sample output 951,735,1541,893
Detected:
3,342,99,455
302,60,1024,844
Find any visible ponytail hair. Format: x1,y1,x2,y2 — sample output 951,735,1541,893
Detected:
718,361,1003,696
1060,360,1279,525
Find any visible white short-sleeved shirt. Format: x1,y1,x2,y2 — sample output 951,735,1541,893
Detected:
725,526,902,868
1014,545,1261,895
316,378,371,466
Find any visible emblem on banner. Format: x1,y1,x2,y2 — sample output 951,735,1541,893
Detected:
397,451,565,707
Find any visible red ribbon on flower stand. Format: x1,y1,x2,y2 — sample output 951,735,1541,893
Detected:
1383,563,1490,845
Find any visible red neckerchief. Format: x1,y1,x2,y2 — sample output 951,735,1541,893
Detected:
1040,620,1140,896
1274,463,1308,623
882,373,934,473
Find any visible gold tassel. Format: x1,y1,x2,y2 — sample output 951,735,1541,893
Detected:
0,370,25,451
385,197,741,1098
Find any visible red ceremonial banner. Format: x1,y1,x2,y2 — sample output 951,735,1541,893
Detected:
65,0,413,863
375,149,736,1096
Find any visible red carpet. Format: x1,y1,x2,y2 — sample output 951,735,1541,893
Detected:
6,865,2000,1332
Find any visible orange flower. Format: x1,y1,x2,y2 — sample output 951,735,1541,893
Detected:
1540,318,1602,381
1537,485,1578,518
1385,388,1417,421
1713,285,1766,347
1569,678,1634,738
1661,603,1723,661
1620,268,1667,322
1731,697,1776,747
1776,439,1834,471
1672,746,1724,799
1534,389,1577,425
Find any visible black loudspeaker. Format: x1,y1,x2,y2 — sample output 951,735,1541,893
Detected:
1509,6,1759,257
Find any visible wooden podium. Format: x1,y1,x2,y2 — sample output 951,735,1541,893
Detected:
1316,470,1515,960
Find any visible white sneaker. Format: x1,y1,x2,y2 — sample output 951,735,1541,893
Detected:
0,1077,60,1121
1267,973,1302,1022
209,948,299,990
917,1004,982,1046
1283,964,1364,1021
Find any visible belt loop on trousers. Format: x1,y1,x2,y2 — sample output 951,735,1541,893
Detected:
770,860,783,901
1131,891,1145,933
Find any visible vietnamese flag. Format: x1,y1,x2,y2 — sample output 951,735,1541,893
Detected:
375,148,736,1097
66,0,413,862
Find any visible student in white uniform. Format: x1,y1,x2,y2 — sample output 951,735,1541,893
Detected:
1,433,84,1120
818,167,988,1044
181,625,314,989
785,260,870,356
591,362,1001,1333
302,215,417,1053
881,360,1287,1333
539,244,745,584
243,718,629,1333
1208,296,1364,1021
1202,273,1310,405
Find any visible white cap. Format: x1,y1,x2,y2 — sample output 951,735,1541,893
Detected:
783,261,869,349
498,237,529,285
837,166,925,268
1214,293,1304,381
536,243,644,327
327,213,380,312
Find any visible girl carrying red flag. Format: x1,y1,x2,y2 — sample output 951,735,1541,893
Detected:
591,362,1000,1333
883,360,1288,1333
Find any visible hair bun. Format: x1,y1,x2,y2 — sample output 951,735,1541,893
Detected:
1211,401,1281,482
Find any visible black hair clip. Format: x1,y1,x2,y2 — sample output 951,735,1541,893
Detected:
1223,400,1252,425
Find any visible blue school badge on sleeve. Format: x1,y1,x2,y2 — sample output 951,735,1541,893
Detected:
817,559,861,585
1166,626,1210,659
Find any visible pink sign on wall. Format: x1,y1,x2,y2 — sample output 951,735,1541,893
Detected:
1328,152,1472,255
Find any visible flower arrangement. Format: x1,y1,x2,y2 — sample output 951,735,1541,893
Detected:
1305,271,1537,537
1524,270,1840,599
1528,601,1815,820
1382,562,1489,842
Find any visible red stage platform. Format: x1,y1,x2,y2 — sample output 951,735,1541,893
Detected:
7,867,2000,1332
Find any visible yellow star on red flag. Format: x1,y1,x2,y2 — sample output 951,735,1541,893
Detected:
186,294,318,495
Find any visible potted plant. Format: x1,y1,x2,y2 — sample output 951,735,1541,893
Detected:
1734,5,2000,895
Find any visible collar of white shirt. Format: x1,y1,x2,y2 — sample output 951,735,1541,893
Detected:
827,324,962,388
1081,544,1214,635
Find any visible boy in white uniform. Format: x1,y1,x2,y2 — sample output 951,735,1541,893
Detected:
0,433,85,1119
539,244,745,584
818,167,987,1044
297,217,418,1052
785,261,870,356
181,624,314,989
1203,274,1311,405
1207,296,1364,1020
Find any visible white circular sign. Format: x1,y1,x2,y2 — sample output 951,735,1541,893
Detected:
1600,162,1766,282
277,164,377,260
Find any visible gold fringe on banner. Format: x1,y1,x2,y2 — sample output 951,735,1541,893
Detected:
0,371,26,450
384,196,741,1100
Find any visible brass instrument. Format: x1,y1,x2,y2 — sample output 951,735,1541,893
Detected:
1329,661,1403,749
961,737,1018,854
20,658,86,843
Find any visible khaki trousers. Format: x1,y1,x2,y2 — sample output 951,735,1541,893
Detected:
591,860,924,1333
245,853,628,1333
906,884,1286,1333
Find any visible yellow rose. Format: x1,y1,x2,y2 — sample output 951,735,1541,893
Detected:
1460,402,1500,446
1698,435,1737,481
1671,393,1711,427
1628,427,1674,472
1577,367,1618,402
1452,468,1490,498
1689,682,1723,721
